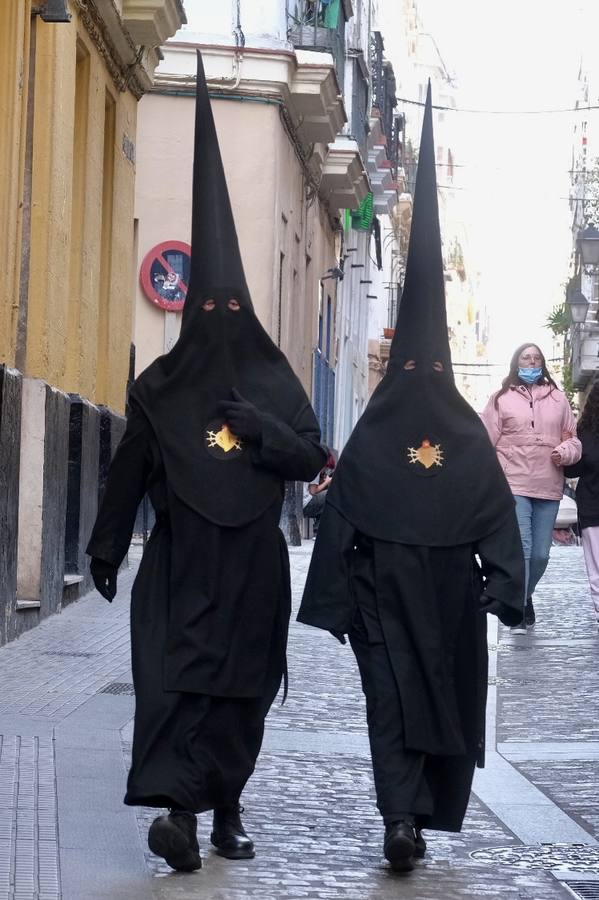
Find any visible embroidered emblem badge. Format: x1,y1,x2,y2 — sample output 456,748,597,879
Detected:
407,438,444,469
206,424,243,454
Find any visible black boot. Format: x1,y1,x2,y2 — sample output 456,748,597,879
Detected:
414,827,426,859
148,810,202,872
384,821,415,873
211,804,255,859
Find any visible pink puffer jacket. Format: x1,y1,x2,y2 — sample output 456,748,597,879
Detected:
480,384,581,500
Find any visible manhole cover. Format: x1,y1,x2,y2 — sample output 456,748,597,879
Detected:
99,682,135,695
470,844,599,873
564,883,599,900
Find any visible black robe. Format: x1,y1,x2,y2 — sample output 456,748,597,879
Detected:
87,399,325,810
297,503,524,831
565,427,599,529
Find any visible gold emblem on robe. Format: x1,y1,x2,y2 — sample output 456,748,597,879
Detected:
407,438,444,469
206,424,243,453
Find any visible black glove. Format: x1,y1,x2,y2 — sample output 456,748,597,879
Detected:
90,558,118,603
217,388,263,443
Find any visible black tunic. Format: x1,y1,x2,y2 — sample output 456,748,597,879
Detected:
298,503,524,831
88,400,325,809
565,428,599,529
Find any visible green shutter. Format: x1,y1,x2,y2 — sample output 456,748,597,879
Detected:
351,192,374,231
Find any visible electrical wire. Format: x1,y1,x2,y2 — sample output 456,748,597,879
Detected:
397,96,599,116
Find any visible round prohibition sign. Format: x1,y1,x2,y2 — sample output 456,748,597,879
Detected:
140,240,191,312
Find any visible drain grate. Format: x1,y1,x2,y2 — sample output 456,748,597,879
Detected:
99,682,135,695
563,883,599,900
470,844,599,873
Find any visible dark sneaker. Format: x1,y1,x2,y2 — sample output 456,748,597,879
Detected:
148,811,202,872
510,620,527,635
384,821,415,873
524,598,536,628
211,805,255,860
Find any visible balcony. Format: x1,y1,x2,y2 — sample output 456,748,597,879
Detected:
366,32,403,215
571,327,599,388
320,136,369,210
291,49,346,144
121,0,186,47
287,0,349,88
369,33,399,165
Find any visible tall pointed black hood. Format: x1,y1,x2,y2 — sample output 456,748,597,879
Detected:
390,81,450,371
322,83,514,546
184,49,252,322
129,50,316,528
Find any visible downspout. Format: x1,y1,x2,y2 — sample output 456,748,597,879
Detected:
15,15,37,373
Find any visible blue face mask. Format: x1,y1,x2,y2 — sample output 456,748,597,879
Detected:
518,366,543,384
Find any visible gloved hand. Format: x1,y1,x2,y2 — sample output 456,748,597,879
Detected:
217,388,263,443
90,558,118,603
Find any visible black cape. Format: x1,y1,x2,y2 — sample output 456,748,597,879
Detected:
324,81,513,546
110,49,325,693
130,51,318,528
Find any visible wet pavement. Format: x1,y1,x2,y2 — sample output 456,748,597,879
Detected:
0,543,598,899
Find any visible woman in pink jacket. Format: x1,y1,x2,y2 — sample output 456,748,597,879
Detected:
481,343,581,633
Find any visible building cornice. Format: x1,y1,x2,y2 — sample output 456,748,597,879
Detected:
74,0,184,99
153,42,347,151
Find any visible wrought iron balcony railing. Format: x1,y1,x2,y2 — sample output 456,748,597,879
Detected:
287,0,346,88
370,31,400,173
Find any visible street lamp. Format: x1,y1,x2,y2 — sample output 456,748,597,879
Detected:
577,223,599,273
565,278,590,324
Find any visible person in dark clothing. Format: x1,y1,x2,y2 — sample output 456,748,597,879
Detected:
297,84,525,873
303,448,336,535
87,51,325,874
565,381,599,623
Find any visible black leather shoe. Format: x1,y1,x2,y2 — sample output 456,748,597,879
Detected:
211,805,255,860
414,827,426,859
148,811,202,872
384,821,415,872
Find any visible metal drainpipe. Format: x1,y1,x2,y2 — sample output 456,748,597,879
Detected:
15,15,37,373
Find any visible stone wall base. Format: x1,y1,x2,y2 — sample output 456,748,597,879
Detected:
0,365,125,645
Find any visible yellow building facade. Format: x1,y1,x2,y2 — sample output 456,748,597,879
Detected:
0,0,185,646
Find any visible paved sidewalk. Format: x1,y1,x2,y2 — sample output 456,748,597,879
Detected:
0,544,598,899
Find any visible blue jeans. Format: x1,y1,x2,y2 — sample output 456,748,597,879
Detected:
514,495,560,610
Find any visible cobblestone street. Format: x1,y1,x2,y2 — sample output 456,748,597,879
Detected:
1,544,599,899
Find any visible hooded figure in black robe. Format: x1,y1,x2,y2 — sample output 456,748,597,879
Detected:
87,51,325,873
297,84,524,873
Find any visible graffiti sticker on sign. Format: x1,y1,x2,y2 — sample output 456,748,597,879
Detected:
140,241,191,312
